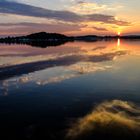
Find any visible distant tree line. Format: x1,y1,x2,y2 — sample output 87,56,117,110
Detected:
0,32,140,47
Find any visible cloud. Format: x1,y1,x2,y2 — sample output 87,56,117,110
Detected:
18,76,32,83
70,1,108,15
70,1,123,15
0,0,131,26
67,100,140,140
92,26,108,31
86,14,131,26
35,62,112,85
36,74,77,85
68,62,112,74
0,50,127,80
0,22,84,35
12,74,77,85
2,62,112,86
0,0,81,22
88,51,127,62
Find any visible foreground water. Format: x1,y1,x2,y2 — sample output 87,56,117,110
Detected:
0,39,140,140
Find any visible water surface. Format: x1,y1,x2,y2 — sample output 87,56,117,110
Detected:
0,39,140,139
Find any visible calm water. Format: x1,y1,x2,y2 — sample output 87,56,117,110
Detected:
0,40,140,140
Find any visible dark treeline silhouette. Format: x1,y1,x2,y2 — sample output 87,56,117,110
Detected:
0,32,74,47
0,32,140,47
26,40,69,48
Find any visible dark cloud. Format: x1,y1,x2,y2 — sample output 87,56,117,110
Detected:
0,1,82,22
0,1,131,26
86,14,131,26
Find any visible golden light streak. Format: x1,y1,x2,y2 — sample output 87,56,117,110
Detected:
116,38,121,51
117,38,120,47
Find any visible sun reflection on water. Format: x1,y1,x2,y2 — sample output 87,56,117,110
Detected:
117,38,121,50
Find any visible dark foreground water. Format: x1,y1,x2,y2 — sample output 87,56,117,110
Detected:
0,39,140,140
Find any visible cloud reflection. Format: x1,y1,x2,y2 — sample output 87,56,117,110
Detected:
0,80,9,96
19,76,32,83
68,62,112,74
36,74,77,86
0,49,127,81
67,100,140,140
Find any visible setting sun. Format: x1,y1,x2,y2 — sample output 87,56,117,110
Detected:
118,32,121,36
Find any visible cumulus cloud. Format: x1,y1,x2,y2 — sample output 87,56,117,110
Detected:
0,0,131,26
67,100,140,140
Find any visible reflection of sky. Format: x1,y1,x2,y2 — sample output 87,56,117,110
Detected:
0,40,140,67
0,40,140,96
0,40,140,139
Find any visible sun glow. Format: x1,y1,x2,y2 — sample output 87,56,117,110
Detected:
118,32,121,36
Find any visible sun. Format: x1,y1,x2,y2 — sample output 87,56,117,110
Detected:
117,32,121,36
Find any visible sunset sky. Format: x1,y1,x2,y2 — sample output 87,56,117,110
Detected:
0,0,140,36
